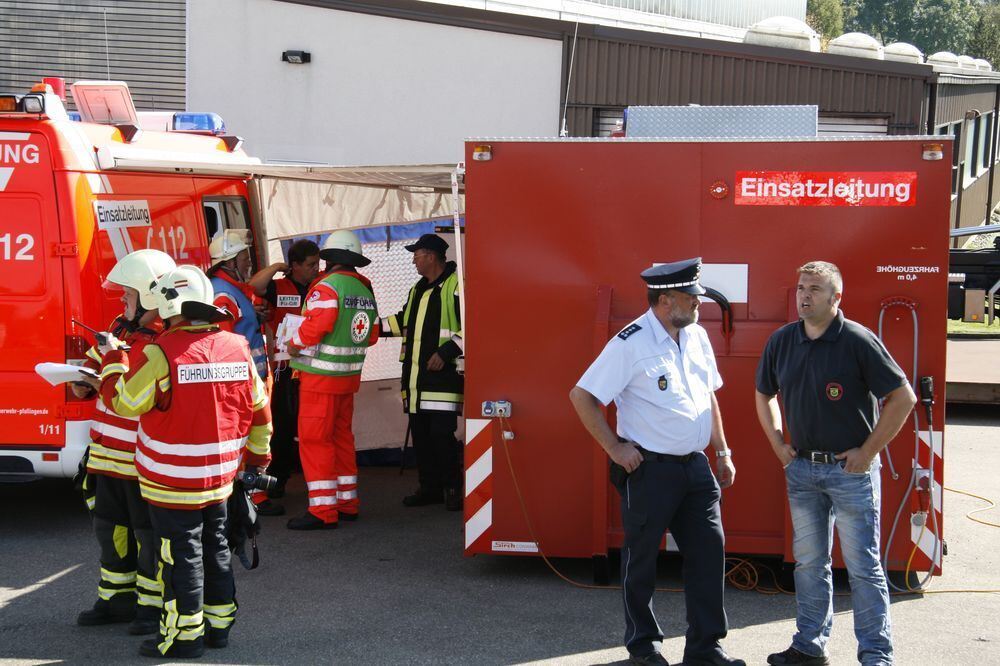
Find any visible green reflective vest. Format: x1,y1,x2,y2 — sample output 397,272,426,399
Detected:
290,272,377,377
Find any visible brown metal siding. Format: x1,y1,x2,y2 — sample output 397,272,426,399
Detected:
958,174,992,230
566,37,928,136
0,0,185,111
935,84,998,126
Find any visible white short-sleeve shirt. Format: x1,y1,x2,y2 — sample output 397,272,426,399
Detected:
576,309,723,455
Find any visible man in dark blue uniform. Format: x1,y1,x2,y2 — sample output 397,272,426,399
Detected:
570,258,744,666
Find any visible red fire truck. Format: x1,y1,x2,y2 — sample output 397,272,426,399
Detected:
0,79,264,480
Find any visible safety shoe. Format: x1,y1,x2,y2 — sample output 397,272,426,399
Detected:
207,626,231,649
77,599,135,626
766,647,830,665
127,606,160,635
683,648,746,665
139,636,205,659
338,511,359,522
255,499,286,516
629,652,669,665
402,488,443,507
444,488,463,511
286,513,337,530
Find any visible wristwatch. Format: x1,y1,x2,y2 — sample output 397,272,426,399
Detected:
715,448,732,458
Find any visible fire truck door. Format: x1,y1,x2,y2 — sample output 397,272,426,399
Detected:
0,130,67,451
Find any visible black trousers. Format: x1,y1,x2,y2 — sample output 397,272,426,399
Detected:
92,474,158,612
148,502,236,652
615,452,728,660
409,412,462,492
268,368,300,484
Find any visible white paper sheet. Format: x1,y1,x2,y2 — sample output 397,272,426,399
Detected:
35,362,100,387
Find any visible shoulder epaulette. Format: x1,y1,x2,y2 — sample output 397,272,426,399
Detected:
617,323,642,340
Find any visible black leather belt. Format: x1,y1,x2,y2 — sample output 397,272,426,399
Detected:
797,449,838,464
617,438,697,463
637,447,696,463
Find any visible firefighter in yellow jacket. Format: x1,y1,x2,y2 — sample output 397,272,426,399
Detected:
100,265,271,659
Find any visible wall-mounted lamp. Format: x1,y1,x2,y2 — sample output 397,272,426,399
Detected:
282,50,312,64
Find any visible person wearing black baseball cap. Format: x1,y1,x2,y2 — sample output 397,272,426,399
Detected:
381,233,465,511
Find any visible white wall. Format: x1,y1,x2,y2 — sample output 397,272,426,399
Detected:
188,0,563,165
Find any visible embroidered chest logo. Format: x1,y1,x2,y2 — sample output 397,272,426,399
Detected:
826,382,844,401
351,311,371,343
657,375,668,391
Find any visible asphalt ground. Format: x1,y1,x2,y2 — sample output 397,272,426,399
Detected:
1,405,998,665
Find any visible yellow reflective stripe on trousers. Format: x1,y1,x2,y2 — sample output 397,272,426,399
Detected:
137,573,163,608
407,290,434,414
204,602,237,628
113,524,130,559
101,567,137,585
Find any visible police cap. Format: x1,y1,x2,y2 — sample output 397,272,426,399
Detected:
641,257,706,295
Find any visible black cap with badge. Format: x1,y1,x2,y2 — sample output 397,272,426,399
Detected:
404,233,449,256
641,257,706,295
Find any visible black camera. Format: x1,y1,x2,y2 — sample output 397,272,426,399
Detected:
236,470,278,492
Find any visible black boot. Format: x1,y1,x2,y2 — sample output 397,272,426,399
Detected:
402,487,443,507
139,636,205,659
77,598,135,626
255,499,285,516
207,625,231,648
128,605,160,635
286,513,337,530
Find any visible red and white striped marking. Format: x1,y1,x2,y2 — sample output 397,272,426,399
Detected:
464,418,494,553
911,429,944,568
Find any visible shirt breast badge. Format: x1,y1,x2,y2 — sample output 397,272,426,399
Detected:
657,375,668,391
826,382,843,401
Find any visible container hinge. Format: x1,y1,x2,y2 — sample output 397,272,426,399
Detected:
53,242,79,257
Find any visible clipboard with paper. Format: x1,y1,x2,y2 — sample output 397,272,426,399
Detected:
274,314,307,361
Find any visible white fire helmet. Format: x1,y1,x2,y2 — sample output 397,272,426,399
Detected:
209,229,252,263
319,229,370,267
103,249,177,309
150,265,214,320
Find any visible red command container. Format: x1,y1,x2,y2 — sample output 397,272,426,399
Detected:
461,138,949,578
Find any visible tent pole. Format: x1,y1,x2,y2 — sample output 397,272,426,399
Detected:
451,164,466,339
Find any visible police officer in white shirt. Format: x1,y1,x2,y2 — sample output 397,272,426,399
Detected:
569,258,743,666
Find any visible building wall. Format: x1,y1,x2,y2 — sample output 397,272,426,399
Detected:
187,0,563,165
0,0,185,110
563,35,929,136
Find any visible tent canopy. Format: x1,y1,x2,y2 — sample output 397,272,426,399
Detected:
95,152,464,243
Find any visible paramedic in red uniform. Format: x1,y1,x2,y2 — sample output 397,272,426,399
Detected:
75,249,175,636
247,239,321,500
285,231,379,530
570,258,744,666
100,265,272,659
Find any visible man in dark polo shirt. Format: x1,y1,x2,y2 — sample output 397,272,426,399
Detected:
754,261,915,666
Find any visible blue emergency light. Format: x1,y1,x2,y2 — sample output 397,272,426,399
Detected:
172,112,226,134
67,111,81,121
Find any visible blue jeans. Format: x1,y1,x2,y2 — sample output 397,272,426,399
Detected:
785,456,893,666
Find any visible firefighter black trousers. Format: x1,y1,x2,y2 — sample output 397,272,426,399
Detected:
148,502,236,651
268,369,300,484
409,412,462,493
615,452,729,661
92,474,157,609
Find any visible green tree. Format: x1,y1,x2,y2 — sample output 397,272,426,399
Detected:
806,0,844,39
967,4,1000,67
847,0,978,55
